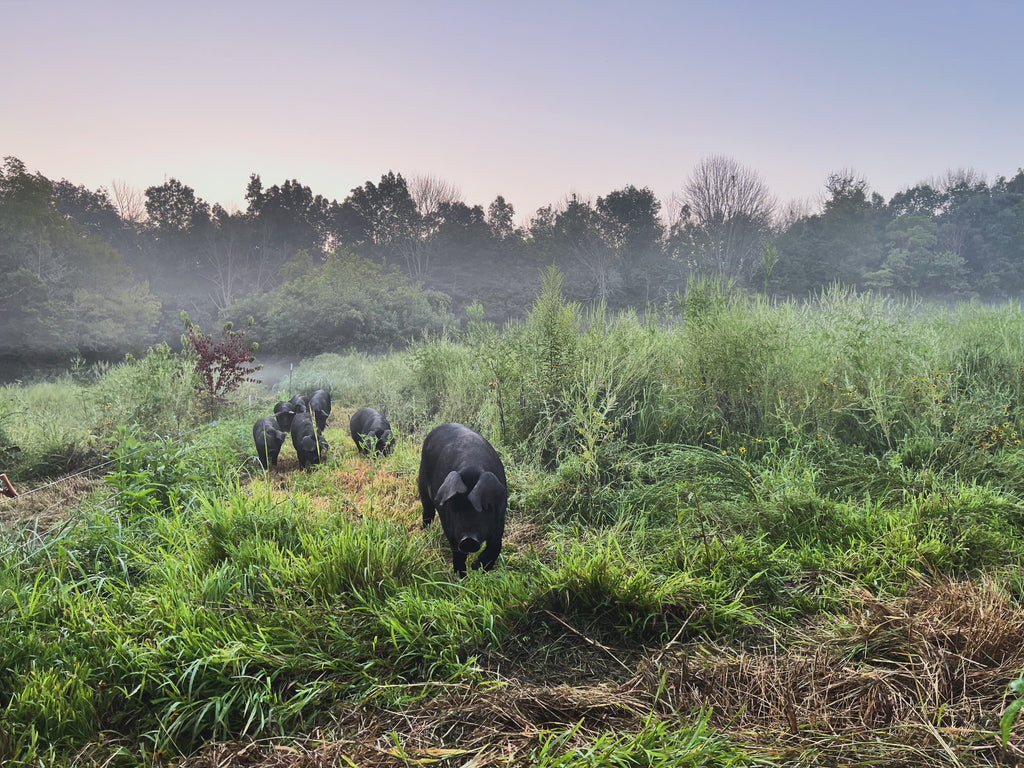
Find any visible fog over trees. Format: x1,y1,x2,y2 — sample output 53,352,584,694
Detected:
2,154,1023,379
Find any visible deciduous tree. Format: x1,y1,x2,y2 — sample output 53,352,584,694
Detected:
596,185,666,303
672,156,776,287
0,157,159,361
336,172,421,270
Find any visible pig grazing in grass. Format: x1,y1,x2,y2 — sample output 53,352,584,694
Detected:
309,389,332,432
253,416,287,469
418,423,507,575
349,407,394,456
273,400,301,431
290,411,328,470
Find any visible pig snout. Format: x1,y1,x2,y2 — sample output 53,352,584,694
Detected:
458,535,482,553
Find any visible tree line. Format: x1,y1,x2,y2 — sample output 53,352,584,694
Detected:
2,154,1023,376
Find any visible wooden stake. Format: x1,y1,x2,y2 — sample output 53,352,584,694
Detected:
0,473,17,498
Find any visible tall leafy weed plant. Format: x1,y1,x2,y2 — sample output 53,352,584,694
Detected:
105,421,246,518
502,266,582,461
0,379,102,480
94,343,199,436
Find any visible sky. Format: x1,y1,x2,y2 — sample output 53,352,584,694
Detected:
3,0,1023,224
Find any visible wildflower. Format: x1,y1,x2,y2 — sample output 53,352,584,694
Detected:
739,446,746,454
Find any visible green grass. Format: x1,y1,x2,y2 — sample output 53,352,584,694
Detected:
3,279,1024,765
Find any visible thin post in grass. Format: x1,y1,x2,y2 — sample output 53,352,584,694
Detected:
1,473,17,498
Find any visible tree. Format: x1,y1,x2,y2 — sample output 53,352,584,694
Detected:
244,175,336,257
181,312,262,408
487,195,520,242
0,157,159,362
934,170,1024,297
111,179,148,226
201,204,254,310
335,172,422,271
51,179,122,237
526,204,557,259
866,213,967,295
672,156,776,287
53,179,146,274
596,185,666,303
145,178,211,234
770,171,888,295
223,251,454,356
141,177,214,285
887,183,944,217
429,200,491,266
409,174,461,221
396,174,460,279
552,194,620,301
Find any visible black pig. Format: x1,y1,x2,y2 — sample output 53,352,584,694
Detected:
350,407,394,456
273,400,301,431
418,423,507,575
253,416,287,469
309,389,332,431
290,411,328,470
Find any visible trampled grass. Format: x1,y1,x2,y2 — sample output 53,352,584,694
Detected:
3,281,1024,765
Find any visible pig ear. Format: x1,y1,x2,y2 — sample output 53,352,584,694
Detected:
436,471,468,506
468,471,505,513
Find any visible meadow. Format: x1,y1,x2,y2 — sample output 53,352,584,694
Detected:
2,272,1024,766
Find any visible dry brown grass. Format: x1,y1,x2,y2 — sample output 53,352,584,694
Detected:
0,472,98,535
169,576,1024,767
177,682,653,768
630,576,1024,765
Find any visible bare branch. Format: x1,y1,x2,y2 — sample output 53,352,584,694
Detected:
679,156,777,285
409,174,462,218
111,179,148,225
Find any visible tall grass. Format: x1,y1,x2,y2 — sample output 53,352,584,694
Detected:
4,277,1024,764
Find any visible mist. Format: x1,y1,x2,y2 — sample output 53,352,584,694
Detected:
2,156,1023,381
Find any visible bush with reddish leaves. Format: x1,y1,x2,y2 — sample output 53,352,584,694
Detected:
181,312,262,406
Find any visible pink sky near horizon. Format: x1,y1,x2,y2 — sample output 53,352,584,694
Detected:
3,0,1022,224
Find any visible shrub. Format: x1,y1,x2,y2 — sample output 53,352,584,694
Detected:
93,343,198,436
181,313,262,412
224,252,455,357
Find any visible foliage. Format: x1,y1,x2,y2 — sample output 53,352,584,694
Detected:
9,271,1024,765
1002,674,1024,748
0,156,160,368
105,428,208,517
3,156,1024,372
181,313,263,408
94,343,200,436
671,155,775,288
530,711,745,767
0,379,101,481
224,251,455,356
